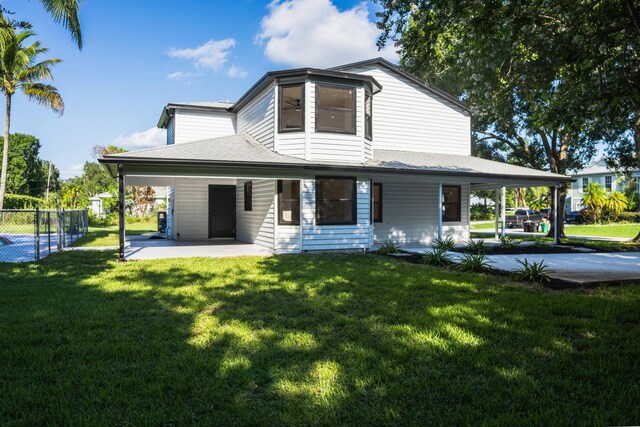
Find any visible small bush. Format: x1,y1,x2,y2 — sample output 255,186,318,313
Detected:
454,253,492,272
3,194,45,209
433,236,456,251
617,211,640,223
470,203,495,221
465,239,487,254
500,236,520,248
513,258,551,283
422,248,454,266
378,240,400,254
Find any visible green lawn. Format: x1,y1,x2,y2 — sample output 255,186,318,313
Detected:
71,222,157,247
473,221,640,238
1,252,639,424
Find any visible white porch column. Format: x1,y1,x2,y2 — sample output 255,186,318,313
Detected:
500,186,506,239
494,188,500,240
553,185,560,244
437,182,443,240
118,164,126,261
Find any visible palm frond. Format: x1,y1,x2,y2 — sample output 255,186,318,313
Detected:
39,0,83,49
17,63,56,83
22,83,64,114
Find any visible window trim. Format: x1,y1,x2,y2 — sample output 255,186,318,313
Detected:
277,179,301,226
372,182,382,223
582,177,589,192
442,185,462,223
244,181,252,212
365,89,373,141
315,84,357,135
315,176,358,226
605,175,612,192
278,83,305,133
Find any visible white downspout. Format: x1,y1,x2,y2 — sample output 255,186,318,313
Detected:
501,186,506,239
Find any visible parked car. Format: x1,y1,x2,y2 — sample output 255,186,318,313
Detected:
539,208,551,219
505,209,545,228
565,210,584,224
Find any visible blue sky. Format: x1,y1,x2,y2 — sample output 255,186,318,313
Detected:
4,0,396,178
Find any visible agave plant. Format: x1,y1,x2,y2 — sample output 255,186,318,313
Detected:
465,239,487,254
378,240,400,254
454,253,492,272
499,236,520,248
422,247,454,266
514,258,551,283
433,235,456,251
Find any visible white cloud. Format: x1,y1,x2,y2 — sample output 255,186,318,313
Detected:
256,0,398,68
167,38,237,71
61,163,84,179
112,127,166,149
226,64,248,78
167,70,203,81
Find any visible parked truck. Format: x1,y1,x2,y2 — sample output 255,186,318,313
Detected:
505,208,545,228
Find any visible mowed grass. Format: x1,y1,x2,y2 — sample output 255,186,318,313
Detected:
1,252,639,425
472,221,640,238
71,222,157,247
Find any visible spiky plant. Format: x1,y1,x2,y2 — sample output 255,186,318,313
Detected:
514,258,551,283
422,248,454,266
454,253,492,272
465,239,487,254
378,240,400,254
433,235,456,251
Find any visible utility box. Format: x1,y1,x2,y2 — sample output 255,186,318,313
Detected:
157,211,167,234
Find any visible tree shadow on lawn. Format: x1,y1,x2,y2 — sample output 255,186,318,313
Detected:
0,252,639,425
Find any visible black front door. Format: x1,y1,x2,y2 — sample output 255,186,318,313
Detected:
208,185,236,238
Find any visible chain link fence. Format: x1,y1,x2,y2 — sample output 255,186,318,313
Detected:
0,209,88,262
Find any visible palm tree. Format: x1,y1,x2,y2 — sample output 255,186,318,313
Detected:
0,26,63,210
1,1,82,49
605,191,628,220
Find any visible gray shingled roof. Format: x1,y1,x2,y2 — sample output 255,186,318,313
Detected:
100,133,570,182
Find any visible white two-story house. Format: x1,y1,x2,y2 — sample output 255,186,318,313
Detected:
566,158,637,212
100,58,570,257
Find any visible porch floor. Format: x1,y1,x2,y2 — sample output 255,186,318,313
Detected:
125,238,273,260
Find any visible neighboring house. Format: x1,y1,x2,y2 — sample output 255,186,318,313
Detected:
566,158,637,212
99,58,570,256
88,187,167,216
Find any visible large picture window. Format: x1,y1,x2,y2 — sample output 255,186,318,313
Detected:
315,84,356,134
279,84,304,132
365,90,372,140
278,180,300,225
372,183,382,223
442,185,461,222
316,177,357,225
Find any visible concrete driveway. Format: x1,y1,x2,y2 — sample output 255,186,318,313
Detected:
125,238,273,260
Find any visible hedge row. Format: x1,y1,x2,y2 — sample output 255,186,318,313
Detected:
3,194,45,209
617,211,640,223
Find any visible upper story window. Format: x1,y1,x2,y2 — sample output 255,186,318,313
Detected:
279,84,304,133
365,90,372,140
605,175,612,191
315,84,356,134
582,177,589,192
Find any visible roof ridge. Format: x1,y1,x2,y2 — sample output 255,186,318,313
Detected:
102,133,243,158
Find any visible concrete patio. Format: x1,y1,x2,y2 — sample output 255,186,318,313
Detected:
124,238,273,260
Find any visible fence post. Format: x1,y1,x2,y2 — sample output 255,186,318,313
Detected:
62,208,66,248
35,208,41,261
47,211,51,255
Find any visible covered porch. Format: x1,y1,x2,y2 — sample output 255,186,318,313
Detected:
124,238,272,260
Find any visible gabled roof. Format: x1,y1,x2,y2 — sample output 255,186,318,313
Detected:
99,133,570,183
330,57,470,114
157,102,234,128
572,158,617,176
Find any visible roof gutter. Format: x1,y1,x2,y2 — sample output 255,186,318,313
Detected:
98,156,572,183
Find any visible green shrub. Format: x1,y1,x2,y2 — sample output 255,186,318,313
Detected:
470,203,495,221
422,248,454,266
454,253,492,272
378,240,400,254
617,211,640,223
433,236,456,251
499,236,520,248
465,239,487,254
513,258,551,283
3,194,45,209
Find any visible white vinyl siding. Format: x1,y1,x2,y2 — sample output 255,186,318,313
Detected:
300,177,371,251
237,84,276,150
174,110,237,144
167,119,175,145
373,178,469,245
342,65,471,155
236,179,275,249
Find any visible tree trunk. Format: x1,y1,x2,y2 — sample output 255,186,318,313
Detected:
0,94,11,210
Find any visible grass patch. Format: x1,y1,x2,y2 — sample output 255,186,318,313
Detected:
0,252,639,424
72,222,156,247
564,223,640,238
